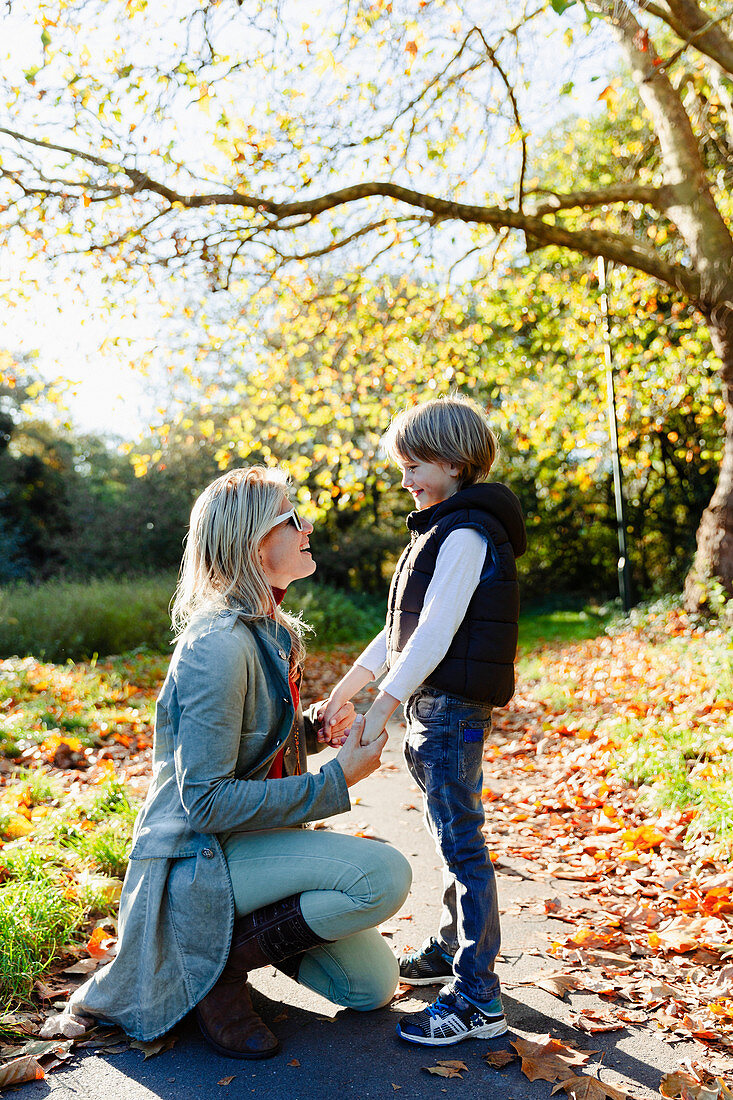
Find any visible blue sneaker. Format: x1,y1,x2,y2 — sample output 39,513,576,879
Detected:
396,988,507,1046
399,938,454,986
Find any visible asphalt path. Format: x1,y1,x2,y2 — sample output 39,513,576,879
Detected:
19,718,697,1100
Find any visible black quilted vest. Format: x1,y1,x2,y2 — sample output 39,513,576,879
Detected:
385,483,527,706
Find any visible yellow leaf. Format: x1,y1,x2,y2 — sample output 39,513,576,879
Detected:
3,814,33,839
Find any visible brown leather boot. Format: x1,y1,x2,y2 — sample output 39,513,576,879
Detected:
197,894,329,1059
196,968,280,1060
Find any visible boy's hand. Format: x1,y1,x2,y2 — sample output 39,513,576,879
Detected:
315,698,356,745
358,690,401,746
359,710,389,747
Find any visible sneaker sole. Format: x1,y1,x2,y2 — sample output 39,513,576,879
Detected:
399,974,454,987
396,1019,508,1045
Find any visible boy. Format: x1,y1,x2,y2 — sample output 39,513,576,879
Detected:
322,394,526,1045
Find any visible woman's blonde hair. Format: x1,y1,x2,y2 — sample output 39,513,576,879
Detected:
383,394,497,487
171,466,307,668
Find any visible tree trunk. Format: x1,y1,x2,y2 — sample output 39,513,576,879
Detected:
684,302,733,614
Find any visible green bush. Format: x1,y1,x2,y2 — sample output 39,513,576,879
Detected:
0,575,177,662
0,575,385,661
285,582,385,648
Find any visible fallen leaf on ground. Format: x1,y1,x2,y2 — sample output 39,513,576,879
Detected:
218,1076,235,1086
574,1009,625,1034
288,1058,300,1066
511,1035,595,1083
531,972,585,999
484,1049,518,1068
129,1036,177,1059
33,979,70,1001
6,1038,74,1061
0,1055,45,1088
424,1062,467,1078
85,926,117,959
660,1070,727,1099
38,1012,92,1039
62,958,100,976
551,1074,627,1100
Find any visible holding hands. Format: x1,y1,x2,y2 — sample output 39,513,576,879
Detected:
316,698,356,746
333,715,388,787
319,666,401,754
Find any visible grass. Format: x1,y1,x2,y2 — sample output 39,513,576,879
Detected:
520,599,733,857
0,774,137,1013
0,652,162,760
518,598,619,653
606,613,733,852
285,581,386,647
0,575,386,661
0,575,178,663
0,881,81,1004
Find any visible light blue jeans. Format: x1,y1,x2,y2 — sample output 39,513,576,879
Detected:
222,828,411,1011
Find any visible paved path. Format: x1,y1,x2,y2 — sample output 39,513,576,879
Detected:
20,719,695,1099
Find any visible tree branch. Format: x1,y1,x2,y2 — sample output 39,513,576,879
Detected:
641,0,733,77
472,27,528,210
528,182,669,215
591,1,733,285
0,128,701,299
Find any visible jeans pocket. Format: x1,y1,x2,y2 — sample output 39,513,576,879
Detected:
412,690,441,720
458,736,486,790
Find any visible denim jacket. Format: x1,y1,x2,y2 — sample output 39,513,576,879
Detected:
68,609,351,1040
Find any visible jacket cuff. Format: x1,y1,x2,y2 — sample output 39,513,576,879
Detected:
320,757,351,814
302,702,325,754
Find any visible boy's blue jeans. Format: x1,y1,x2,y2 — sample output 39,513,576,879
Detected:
403,686,501,1005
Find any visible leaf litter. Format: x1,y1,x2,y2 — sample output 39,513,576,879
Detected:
482,611,733,1096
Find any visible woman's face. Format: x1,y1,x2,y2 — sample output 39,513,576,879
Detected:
258,499,316,589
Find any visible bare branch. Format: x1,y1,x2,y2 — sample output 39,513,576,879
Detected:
473,26,527,210
0,123,700,296
251,215,428,264
591,1,733,284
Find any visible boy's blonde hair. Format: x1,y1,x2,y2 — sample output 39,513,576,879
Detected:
383,394,497,487
171,466,307,668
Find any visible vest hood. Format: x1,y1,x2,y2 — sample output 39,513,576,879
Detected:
406,483,527,558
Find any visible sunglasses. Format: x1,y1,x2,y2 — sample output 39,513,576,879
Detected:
265,507,304,533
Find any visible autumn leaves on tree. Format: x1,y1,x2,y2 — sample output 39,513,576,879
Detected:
1,0,732,607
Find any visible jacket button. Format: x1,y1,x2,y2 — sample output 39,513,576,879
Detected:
202,848,214,859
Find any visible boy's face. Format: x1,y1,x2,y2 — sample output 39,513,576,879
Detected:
396,453,460,511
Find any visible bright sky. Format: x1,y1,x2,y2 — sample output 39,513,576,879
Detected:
4,255,170,437
2,1,619,440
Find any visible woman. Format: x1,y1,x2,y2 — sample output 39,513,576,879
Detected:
66,466,412,1059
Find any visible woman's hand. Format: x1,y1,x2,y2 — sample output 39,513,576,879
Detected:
315,698,356,745
335,715,387,787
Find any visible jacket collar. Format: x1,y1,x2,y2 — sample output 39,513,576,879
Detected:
406,482,527,557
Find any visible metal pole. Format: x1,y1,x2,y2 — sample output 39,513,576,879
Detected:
597,255,633,611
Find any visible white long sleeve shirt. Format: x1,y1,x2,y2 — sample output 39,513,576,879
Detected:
358,527,491,703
